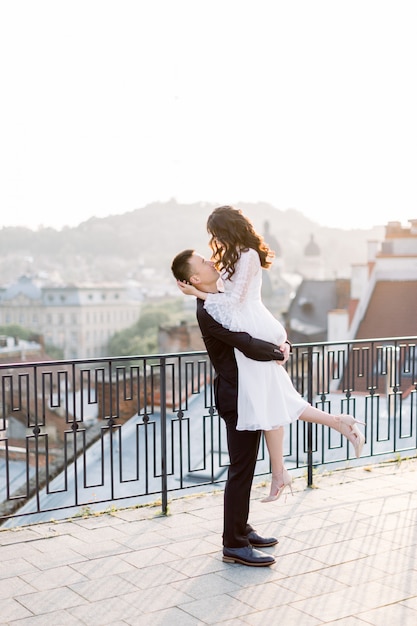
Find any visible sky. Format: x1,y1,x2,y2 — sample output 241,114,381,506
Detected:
1,0,416,232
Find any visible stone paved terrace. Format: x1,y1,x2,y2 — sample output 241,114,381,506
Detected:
1,458,417,625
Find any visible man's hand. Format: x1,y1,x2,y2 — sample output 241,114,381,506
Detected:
277,341,291,364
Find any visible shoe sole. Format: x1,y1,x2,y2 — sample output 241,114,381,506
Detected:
222,555,275,566
249,540,278,547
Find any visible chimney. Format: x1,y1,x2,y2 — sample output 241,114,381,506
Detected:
367,240,380,263
327,309,349,342
409,219,417,235
350,264,368,300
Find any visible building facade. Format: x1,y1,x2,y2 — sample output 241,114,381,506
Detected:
0,276,142,359
285,219,417,344
328,219,417,341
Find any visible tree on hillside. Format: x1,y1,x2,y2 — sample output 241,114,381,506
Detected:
0,324,34,341
0,324,64,359
107,299,190,357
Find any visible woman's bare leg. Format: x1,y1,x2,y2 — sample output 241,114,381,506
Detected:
298,405,365,457
298,405,339,428
262,427,292,502
264,427,284,479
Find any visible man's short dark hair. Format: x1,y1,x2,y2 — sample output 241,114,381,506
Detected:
171,249,194,282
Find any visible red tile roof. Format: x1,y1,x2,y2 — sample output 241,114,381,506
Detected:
355,281,417,339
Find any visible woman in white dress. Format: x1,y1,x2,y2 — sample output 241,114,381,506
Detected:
179,206,365,501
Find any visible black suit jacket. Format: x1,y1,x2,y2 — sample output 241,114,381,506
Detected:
196,298,283,416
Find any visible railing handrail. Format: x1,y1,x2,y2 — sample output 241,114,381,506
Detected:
1,334,416,370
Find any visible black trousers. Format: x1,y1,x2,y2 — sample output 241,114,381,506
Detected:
221,410,262,548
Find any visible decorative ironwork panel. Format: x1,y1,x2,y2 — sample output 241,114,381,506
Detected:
1,337,416,525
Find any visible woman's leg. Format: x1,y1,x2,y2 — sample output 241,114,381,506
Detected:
299,405,339,427
262,427,292,502
298,405,365,457
264,427,284,478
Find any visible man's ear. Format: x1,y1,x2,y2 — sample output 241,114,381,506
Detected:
189,275,200,286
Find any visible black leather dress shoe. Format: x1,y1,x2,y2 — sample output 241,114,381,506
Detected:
247,531,278,547
222,545,276,567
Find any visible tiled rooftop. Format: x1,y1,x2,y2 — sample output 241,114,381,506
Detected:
1,458,417,625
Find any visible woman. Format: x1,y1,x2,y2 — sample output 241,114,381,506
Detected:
179,206,365,501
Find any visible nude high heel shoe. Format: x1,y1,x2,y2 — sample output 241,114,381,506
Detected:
335,414,366,458
261,468,293,503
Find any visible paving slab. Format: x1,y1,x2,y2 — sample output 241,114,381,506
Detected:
1,458,416,625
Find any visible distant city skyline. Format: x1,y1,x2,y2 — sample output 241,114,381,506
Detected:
1,1,416,232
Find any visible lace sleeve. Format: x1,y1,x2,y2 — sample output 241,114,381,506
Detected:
204,249,260,330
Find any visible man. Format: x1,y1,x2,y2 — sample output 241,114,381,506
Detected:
171,249,290,567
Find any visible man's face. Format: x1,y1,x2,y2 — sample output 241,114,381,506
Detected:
189,253,219,286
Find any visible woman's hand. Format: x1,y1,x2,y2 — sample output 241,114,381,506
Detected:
177,281,208,300
177,281,200,297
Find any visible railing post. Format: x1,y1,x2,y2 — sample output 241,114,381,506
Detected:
307,345,314,487
160,357,168,514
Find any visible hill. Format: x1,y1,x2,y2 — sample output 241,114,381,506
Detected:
0,201,384,284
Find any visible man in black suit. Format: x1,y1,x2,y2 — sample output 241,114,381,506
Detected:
171,249,290,567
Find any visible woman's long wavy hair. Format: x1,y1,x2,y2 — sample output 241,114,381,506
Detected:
207,206,274,279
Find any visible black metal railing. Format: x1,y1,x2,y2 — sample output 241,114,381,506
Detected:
1,336,416,526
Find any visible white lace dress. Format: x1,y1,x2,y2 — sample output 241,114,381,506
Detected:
204,248,308,430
